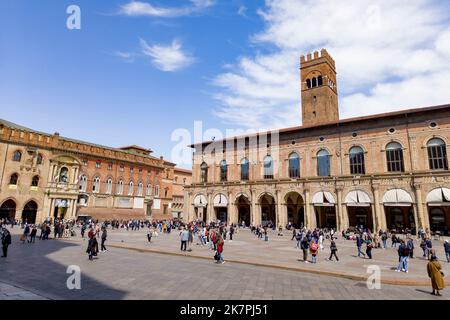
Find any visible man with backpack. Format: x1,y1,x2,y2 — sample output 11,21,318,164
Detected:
301,237,310,263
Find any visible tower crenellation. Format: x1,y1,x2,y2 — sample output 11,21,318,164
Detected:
300,48,339,126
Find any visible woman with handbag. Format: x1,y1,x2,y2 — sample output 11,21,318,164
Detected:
427,255,445,296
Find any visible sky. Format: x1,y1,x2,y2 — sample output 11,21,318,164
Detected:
1,0,450,169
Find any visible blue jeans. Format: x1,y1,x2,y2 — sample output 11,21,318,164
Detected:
446,252,450,263
397,256,409,271
312,255,317,263
383,240,387,248
357,246,365,257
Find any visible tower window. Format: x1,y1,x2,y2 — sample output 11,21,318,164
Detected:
306,79,311,89
312,78,317,88
318,76,323,86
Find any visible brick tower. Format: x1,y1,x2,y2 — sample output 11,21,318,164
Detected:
300,49,339,126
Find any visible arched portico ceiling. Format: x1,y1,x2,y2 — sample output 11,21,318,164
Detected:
213,193,228,208
284,191,304,204
312,191,336,206
193,194,207,207
345,190,371,207
426,188,450,206
382,189,413,206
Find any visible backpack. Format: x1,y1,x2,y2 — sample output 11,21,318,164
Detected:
311,243,318,251
214,252,220,261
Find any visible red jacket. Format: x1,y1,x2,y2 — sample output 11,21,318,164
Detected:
217,242,224,253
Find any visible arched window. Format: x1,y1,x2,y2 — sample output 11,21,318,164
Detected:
386,142,404,172
137,182,143,196
164,188,168,198
317,149,331,177
312,77,317,88
349,146,365,175
288,153,300,178
31,175,39,187
92,177,100,193
128,182,134,196
263,156,274,180
306,79,311,89
59,167,69,183
318,75,323,86
9,173,18,185
146,184,152,196
220,160,227,182
154,185,160,197
106,179,113,194
36,154,43,165
79,175,87,192
200,162,208,183
12,150,22,162
241,158,249,181
427,138,448,170
117,180,124,195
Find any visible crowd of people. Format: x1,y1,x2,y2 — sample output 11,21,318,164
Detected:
0,216,448,296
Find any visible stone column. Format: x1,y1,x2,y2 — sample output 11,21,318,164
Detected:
276,189,283,228
207,193,213,223
372,184,385,231
370,204,377,232
336,187,343,231
304,189,311,228
227,192,234,225
414,184,427,231
70,199,77,218
251,190,257,226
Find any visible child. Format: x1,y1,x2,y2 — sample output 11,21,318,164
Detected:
310,240,319,264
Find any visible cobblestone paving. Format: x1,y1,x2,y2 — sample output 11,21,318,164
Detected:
0,231,448,300
0,281,47,300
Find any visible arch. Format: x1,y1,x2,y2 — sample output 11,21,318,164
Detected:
36,154,44,165
128,181,134,196
9,173,18,185
117,180,124,195
50,155,82,166
137,182,144,196
59,167,69,183
12,150,22,162
263,156,274,179
349,146,365,175
317,149,331,177
288,152,300,178
0,199,16,220
317,75,323,86
235,192,250,203
193,194,208,207
306,79,311,89
344,190,372,205
284,191,305,229
426,187,450,204
259,193,276,227
427,137,448,170
386,142,405,172
31,175,40,187
93,176,100,193
236,193,251,227
240,158,250,181
105,178,113,194
213,193,228,207
312,191,336,205
312,77,317,87
22,200,38,224
220,159,228,182
200,162,208,183
382,189,413,205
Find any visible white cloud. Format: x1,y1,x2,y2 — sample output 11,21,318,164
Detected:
113,51,135,63
120,0,215,18
213,0,450,129
237,5,247,17
140,39,195,72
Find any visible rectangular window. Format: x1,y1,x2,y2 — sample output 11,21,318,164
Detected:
95,161,101,169
386,150,405,172
428,145,448,170
119,165,124,172
108,163,113,171
349,153,365,175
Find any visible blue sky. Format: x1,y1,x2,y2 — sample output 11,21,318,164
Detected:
2,0,450,169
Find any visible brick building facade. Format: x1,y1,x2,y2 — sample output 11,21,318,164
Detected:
185,49,450,235
0,120,189,223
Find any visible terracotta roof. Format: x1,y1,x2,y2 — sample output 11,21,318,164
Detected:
174,167,192,174
189,103,450,148
119,145,153,153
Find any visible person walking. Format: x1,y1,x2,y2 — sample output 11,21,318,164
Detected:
310,240,319,264
381,232,388,249
407,237,415,259
180,227,189,252
301,237,310,263
365,239,373,259
22,224,30,244
216,237,225,264
328,239,339,261
356,234,365,258
396,240,410,273
1,228,11,258
444,240,450,263
229,225,234,242
427,255,445,296
425,238,433,260
100,227,107,252
147,227,153,243
28,226,37,243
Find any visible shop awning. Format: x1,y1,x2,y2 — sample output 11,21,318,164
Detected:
213,193,228,207
193,194,207,207
345,190,371,207
426,188,450,206
382,189,413,206
312,191,336,206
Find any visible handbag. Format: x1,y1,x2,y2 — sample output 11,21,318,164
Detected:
214,252,220,261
